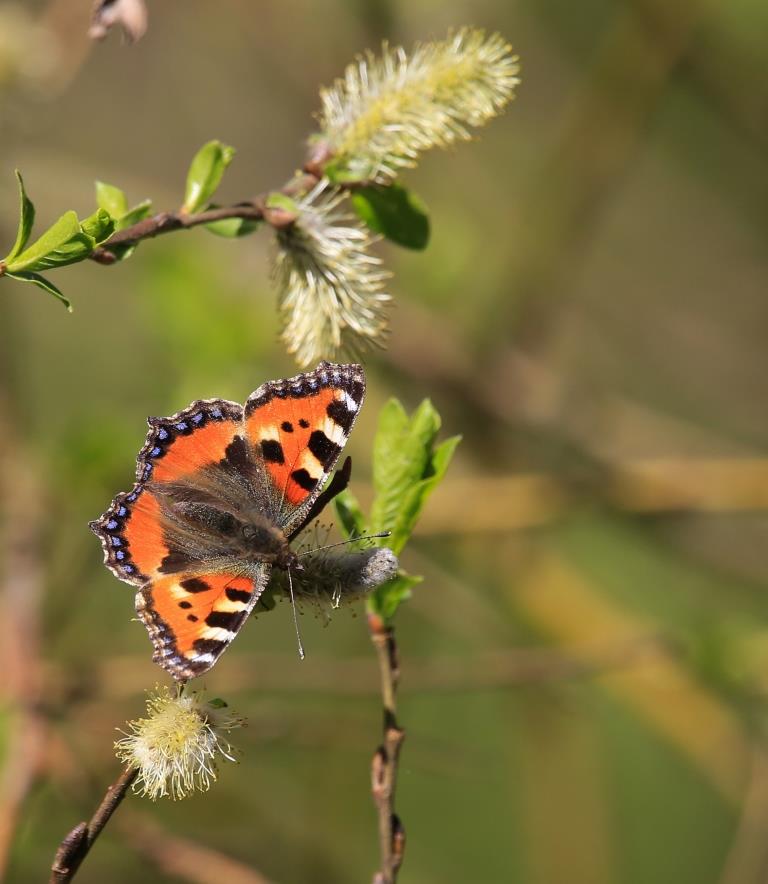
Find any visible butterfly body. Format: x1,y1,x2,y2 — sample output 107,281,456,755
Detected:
91,361,365,680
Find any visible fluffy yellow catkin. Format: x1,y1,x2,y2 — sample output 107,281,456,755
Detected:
115,687,244,800
317,28,521,182
276,29,519,366
273,182,391,366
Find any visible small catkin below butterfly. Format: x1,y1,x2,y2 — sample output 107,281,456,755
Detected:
90,361,365,680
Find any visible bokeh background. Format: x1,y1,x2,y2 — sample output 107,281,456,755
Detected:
2,1,768,882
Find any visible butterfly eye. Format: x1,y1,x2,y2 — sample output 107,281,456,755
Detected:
241,525,257,542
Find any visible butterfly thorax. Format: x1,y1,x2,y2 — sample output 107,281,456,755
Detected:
149,479,294,569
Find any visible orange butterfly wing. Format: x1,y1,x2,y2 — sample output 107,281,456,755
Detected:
243,362,365,533
91,398,244,585
137,570,268,679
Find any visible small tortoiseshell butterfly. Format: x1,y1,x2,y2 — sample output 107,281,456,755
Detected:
90,361,365,680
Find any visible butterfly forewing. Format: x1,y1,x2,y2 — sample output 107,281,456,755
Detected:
244,362,365,534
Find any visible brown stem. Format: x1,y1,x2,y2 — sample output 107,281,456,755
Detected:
50,766,138,884
369,615,406,884
0,398,49,877
89,170,323,263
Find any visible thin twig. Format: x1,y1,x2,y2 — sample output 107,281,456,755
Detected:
369,615,406,884
50,766,138,884
89,170,323,263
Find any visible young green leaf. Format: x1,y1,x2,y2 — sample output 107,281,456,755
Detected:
369,573,422,621
351,184,430,250
182,141,235,214
4,270,71,311
265,192,299,213
117,199,153,231
95,181,128,219
205,217,260,238
80,208,115,244
334,488,367,539
5,211,90,273
369,398,441,547
386,434,460,553
5,170,35,262
337,398,459,622
322,159,363,185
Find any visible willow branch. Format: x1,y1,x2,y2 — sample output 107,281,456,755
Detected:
369,615,406,884
89,169,325,264
50,766,138,884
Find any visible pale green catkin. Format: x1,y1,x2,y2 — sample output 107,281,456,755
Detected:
115,687,244,800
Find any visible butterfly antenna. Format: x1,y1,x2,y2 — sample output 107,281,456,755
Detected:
286,566,305,661
297,531,391,558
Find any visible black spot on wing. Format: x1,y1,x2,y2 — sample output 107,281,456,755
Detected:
326,399,355,433
291,469,318,492
281,421,294,433
206,610,247,631
221,435,250,472
192,638,226,656
299,418,310,429
261,439,285,464
308,430,342,468
180,577,211,593
226,586,252,604
159,552,197,574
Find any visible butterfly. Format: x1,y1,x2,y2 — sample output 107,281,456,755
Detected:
90,361,365,681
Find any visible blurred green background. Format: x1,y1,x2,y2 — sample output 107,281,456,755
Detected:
2,1,768,882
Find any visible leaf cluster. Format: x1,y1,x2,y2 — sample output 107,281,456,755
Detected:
1,172,116,310
0,140,249,309
335,398,460,621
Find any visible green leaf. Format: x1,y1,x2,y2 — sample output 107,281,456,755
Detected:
334,489,367,539
5,270,72,311
367,399,461,555
80,208,115,244
369,399,439,549
351,183,430,249
5,211,92,273
323,158,363,185
95,181,128,219
182,140,235,214
368,572,423,621
265,192,298,213
205,216,260,238
5,170,35,262
388,434,461,553
117,199,153,231
105,244,136,262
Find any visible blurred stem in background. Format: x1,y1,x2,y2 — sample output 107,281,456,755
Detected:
0,394,48,879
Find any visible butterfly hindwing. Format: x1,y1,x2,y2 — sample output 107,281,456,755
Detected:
136,566,270,680
244,361,365,534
